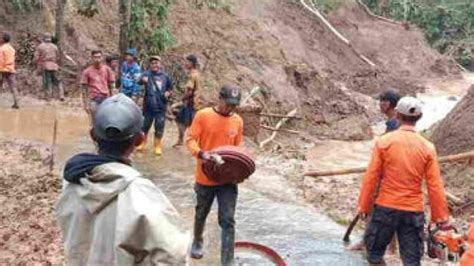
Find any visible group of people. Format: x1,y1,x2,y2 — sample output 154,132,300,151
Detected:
1,32,200,156
80,49,202,156
58,43,244,264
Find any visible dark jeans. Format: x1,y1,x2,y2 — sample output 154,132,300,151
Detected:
365,205,425,266
194,183,238,265
42,70,60,89
142,111,166,138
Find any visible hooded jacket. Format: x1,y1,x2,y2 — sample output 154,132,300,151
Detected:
56,156,189,265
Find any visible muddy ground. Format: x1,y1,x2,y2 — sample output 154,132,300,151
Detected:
0,140,63,265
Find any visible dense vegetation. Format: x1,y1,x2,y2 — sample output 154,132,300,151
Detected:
364,0,474,67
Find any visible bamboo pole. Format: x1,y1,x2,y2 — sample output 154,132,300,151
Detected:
304,150,474,177
260,113,303,120
260,125,300,134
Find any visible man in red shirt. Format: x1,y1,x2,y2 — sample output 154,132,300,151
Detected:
358,96,451,265
80,50,116,123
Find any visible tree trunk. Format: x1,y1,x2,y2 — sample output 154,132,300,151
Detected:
119,0,131,56
55,0,67,65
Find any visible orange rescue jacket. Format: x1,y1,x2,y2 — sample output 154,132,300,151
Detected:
358,125,449,222
186,107,243,186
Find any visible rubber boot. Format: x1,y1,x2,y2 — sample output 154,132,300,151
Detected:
190,239,204,259
191,215,205,259
221,229,235,266
154,137,162,156
136,135,147,151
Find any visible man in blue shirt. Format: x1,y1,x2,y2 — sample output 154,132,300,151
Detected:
136,55,173,156
120,48,141,102
379,89,401,133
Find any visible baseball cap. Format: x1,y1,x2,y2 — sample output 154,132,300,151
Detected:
219,84,241,105
379,89,401,107
150,55,161,62
395,96,423,117
125,48,138,58
94,94,144,141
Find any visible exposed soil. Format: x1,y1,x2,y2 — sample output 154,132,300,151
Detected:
432,85,474,156
0,140,63,265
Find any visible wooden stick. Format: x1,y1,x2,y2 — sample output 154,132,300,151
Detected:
260,113,303,120
300,0,376,67
304,150,474,177
260,125,300,134
259,108,297,148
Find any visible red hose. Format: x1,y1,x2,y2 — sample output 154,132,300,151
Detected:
235,241,287,266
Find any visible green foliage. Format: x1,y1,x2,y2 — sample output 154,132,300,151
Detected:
9,0,43,12
311,0,350,13
362,0,474,66
77,0,99,17
193,0,232,14
128,0,176,59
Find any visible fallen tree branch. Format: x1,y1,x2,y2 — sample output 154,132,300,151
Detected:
241,86,263,106
259,108,297,148
300,0,376,67
260,113,303,120
260,125,300,134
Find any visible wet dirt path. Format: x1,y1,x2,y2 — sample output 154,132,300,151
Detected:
0,95,366,265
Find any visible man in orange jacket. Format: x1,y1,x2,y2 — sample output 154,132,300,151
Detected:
0,33,20,109
460,218,474,266
186,84,243,266
358,96,451,265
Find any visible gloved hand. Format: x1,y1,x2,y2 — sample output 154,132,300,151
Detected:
199,151,224,165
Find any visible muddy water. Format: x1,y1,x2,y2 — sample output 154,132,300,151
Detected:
0,100,366,265
308,73,474,173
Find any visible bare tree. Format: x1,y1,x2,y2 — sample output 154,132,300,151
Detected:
119,0,131,56
55,0,67,65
